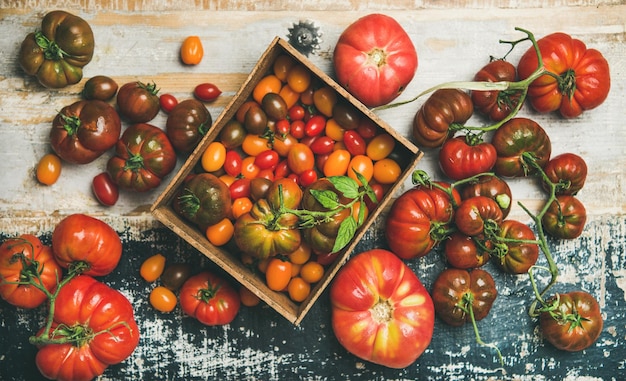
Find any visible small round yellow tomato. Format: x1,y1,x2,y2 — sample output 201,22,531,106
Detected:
36,153,62,185
366,133,396,161
149,286,177,312
140,253,166,282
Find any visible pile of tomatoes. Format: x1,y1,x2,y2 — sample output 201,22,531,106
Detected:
171,52,412,303
0,214,139,381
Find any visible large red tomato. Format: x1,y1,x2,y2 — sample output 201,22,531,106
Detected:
330,249,434,368
517,32,610,118
34,275,140,381
0,234,61,308
179,271,241,326
333,13,418,107
51,214,123,277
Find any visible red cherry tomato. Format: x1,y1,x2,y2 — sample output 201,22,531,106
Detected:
254,149,280,170
224,150,243,177
288,105,306,121
194,83,222,102
229,177,251,199
305,115,327,137
92,172,119,206
299,169,318,187
159,93,178,113
309,135,335,155
343,130,367,156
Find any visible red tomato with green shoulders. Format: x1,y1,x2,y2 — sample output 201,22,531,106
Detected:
471,59,522,121
0,234,61,309
330,249,434,369
333,13,418,107
116,81,160,123
491,117,551,177
542,195,587,239
179,271,241,326
34,275,140,381
438,135,497,181
517,32,610,118
51,214,123,277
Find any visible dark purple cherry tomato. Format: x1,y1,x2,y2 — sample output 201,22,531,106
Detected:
194,83,222,102
343,130,367,156
159,93,178,113
254,149,280,170
82,75,118,101
305,115,326,137
92,172,119,206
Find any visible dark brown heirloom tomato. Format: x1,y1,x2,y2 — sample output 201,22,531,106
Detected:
491,117,552,177
244,105,268,135
444,232,490,269
412,88,473,148
19,10,94,88
116,81,160,123
166,99,213,153
173,173,231,230
261,93,288,120
220,120,247,149
332,102,361,130
431,268,497,326
541,153,588,195
460,175,512,218
471,59,522,121
539,291,603,351
82,76,118,101
385,182,461,260
454,196,503,237
50,100,121,164
494,220,539,274
107,123,176,192
542,195,587,239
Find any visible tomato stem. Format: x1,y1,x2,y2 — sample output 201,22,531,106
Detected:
461,293,504,365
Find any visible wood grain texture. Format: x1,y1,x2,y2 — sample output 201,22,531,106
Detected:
0,2,625,380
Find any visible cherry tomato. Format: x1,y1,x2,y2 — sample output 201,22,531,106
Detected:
300,261,324,283
373,158,401,184
288,243,312,265
313,86,337,117
356,118,378,139
242,134,270,157
323,149,351,177
273,54,296,81
223,150,243,177
159,93,178,113
150,286,177,312
36,153,62,185
299,169,318,187
220,120,247,149
286,64,311,93
92,172,119,206
290,120,306,139
275,119,291,136
194,83,222,102
180,36,204,65
253,74,282,104
266,257,292,291
273,159,292,180
241,156,260,179
347,155,374,185
366,133,395,161
272,133,297,157
287,143,315,174
288,105,306,121
288,277,311,302
239,286,261,307
231,197,253,219
140,253,166,282
309,135,335,155
343,130,367,156
161,263,193,291
229,177,251,199
201,141,226,172
305,115,327,137
206,218,235,246
279,84,300,109
254,149,280,170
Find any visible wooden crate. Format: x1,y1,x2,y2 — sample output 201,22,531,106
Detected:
151,37,422,324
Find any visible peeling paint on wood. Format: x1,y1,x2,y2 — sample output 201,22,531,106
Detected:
1,1,625,380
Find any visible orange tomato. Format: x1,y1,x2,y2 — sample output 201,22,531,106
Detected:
323,149,351,177
347,155,374,185
300,261,324,283
140,253,166,282
202,142,226,172
36,153,62,185
180,36,204,65
286,64,311,93
149,286,177,312
265,257,292,291
373,158,402,184
253,75,282,104
279,84,300,109
239,286,261,307
366,133,395,161
232,197,253,219
241,156,260,179
287,277,311,302
325,119,345,141
242,134,271,157
288,242,312,265
205,218,234,246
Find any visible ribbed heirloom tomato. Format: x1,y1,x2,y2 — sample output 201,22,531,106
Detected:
330,249,434,369
179,271,241,326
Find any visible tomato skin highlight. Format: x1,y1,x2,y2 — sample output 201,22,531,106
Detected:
92,172,119,206
36,153,62,185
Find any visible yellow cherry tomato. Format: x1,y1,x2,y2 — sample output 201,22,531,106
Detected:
149,286,177,312
287,277,311,302
140,253,166,282
180,36,204,65
286,64,311,93
300,261,324,284
201,141,227,172
205,218,234,246
36,153,62,185
373,158,402,184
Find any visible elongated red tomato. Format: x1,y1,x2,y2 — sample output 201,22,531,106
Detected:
330,249,434,368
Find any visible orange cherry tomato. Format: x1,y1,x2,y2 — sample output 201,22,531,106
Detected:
273,54,296,82
366,133,396,161
241,156,261,179
287,277,311,302
265,257,292,291
325,119,345,141
323,149,351,177
286,64,311,93
287,143,315,175
300,261,324,284
232,197,253,219
149,286,177,312
140,253,166,282
253,75,282,104
313,86,337,117
239,286,261,307
180,36,204,65
272,133,297,157
205,218,235,246
242,134,271,157
279,84,300,109
202,142,226,172
288,242,312,265
373,158,402,184
347,154,374,185
36,153,62,185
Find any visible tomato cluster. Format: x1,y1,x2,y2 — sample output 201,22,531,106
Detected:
0,214,139,381
171,53,409,303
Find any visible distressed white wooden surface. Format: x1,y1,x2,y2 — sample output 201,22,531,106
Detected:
0,1,625,380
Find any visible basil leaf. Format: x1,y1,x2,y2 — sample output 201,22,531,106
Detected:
328,176,359,199
331,215,357,253
310,189,340,209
